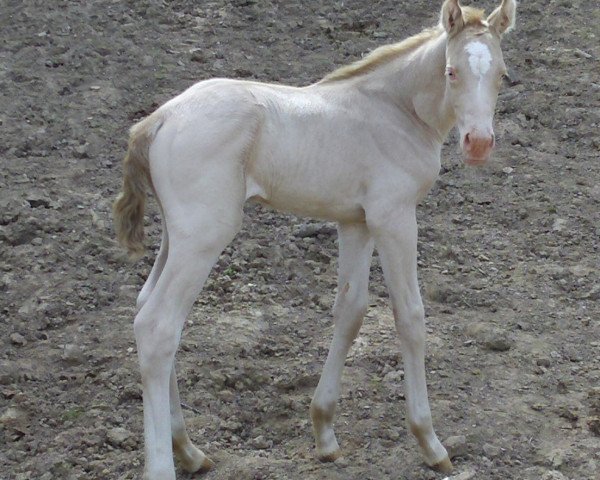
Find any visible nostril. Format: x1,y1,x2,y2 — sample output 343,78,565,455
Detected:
490,134,495,148
464,133,471,147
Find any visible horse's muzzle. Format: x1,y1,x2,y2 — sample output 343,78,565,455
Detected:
462,131,495,166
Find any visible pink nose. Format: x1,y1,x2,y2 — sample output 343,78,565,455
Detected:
463,132,494,165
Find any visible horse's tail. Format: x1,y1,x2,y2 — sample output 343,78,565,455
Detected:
113,114,163,259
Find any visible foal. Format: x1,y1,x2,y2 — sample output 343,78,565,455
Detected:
113,1,517,478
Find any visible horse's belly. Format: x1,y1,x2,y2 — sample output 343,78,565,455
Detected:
245,172,366,223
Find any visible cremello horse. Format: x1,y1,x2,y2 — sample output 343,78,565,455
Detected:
113,1,517,478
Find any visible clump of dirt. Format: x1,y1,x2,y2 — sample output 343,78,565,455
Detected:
1,1,599,479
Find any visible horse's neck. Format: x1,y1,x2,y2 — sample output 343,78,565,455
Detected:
358,33,455,143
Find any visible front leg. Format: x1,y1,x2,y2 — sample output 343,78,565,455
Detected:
369,207,452,473
311,222,374,461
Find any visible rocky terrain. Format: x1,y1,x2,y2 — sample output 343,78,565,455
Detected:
1,1,599,479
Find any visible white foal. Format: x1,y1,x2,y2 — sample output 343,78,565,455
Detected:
113,1,516,478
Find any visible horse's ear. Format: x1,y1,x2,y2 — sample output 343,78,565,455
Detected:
487,0,517,35
440,0,464,35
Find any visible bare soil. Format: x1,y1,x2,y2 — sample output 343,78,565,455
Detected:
1,1,599,479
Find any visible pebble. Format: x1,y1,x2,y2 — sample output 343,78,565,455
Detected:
217,389,235,402
292,222,336,238
478,327,513,352
587,387,600,414
10,333,27,346
482,442,501,458
444,435,468,459
251,435,272,450
107,427,133,448
588,417,600,437
541,471,568,480
0,407,28,429
442,468,476,480
536,358,552,368
573,48,592,59
61,344,86,365
382,369,404,384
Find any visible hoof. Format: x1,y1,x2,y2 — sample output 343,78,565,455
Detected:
318,449,342,463
431,456,453,474
197,456,215,474
182,454,214,474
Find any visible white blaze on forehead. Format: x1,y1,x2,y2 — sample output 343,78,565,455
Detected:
465,41,492,77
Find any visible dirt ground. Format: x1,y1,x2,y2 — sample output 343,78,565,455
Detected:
1,1,599,479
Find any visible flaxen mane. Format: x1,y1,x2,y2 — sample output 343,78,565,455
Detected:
320,6,486,83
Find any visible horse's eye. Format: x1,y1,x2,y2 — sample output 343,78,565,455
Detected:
446,66,457,80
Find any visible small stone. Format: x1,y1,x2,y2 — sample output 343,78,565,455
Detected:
223,420,243,432
251,435,271,450
217,389,235,402
573,48,592,59
552,218,567,232
26,194,52,209
466,323,512,352
382,370,404,384
557,380,569,394
482,443,501,458
587,387,600,414
107,427,132,447
189,48,206,63
556,405,578,422
536,358,551,368
292,222,336,238
74,143,89,158
61,344,85,365
444,468,476,480
444,435,468,459
540,448,566,469
10,333,27,346
588,416,600,437
383,428,401,441
541,470,568,480
483,338,512,352
0,407,28,426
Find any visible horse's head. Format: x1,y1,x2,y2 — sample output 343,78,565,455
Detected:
441,0,516,166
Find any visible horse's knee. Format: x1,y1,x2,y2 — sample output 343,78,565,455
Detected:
134,312,178,376
333,282,368,336
333,281,368,317
393,302,426,344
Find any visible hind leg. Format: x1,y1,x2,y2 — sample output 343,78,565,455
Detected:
135,212,241,480
135,110,254,479
133,221,211,472
136,177,245,478
137,226,169,310
169,364,214,473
